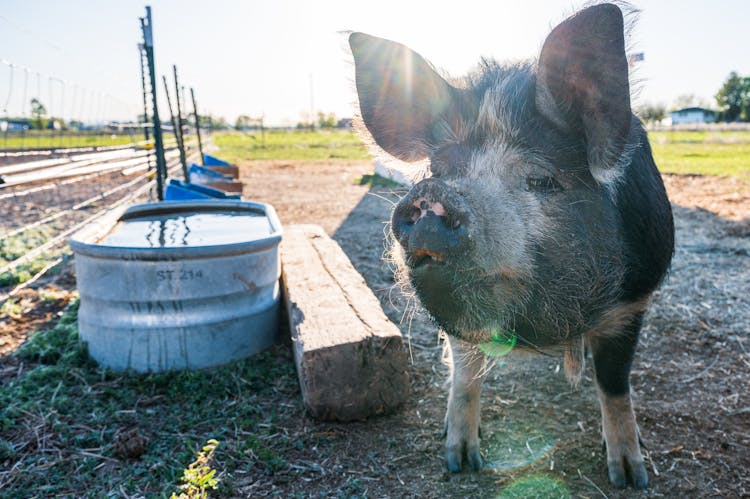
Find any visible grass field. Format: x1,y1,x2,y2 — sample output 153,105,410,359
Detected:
0,131,139,150
649,129,750,180
213,129,370,162
213,128,750,181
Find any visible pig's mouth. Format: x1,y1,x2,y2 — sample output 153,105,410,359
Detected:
411,248,446,268
405,248,529,343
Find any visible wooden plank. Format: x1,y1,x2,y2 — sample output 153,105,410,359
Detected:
204,165,239,178
280,224,409,421
202,180,244,193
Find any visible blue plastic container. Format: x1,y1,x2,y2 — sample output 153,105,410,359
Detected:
164,179,241,200
203,154,231,166
189,164,232,184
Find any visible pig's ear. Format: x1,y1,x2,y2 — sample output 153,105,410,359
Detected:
536,4,631,183
349,32,457,161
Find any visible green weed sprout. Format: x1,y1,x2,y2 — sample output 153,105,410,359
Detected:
171,439,221,499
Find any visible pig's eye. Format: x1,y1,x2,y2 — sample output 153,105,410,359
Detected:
526,176,562,194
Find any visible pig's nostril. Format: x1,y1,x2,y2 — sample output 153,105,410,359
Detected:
410,207,421,224
391,205,420,242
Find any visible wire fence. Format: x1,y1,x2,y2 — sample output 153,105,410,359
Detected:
0,147,195,305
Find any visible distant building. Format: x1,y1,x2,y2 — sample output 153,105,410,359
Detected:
670,107,718,125
0,119,32,131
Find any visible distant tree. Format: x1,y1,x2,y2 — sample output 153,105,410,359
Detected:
635,102,667,124
214,117,230,130
235,114,253,130
198,115,229,130
297,111,317,130
715,71,750,122
672,94,709,110
30,98,47,130
317,112,336,129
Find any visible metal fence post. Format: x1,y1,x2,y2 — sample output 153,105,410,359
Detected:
190,88,204,165
140,6,166,200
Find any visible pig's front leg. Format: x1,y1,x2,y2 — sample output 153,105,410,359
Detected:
590,312,649,489
444,336,486,472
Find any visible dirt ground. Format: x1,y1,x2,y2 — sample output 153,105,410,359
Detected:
2,160,748,497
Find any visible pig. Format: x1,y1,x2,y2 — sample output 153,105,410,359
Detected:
349,3,674,489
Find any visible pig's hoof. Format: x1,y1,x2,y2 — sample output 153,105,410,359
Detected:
607,456,648,489
446,443,483,472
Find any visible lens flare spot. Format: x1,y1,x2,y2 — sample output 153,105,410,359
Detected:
483,422,555,472
478,329,516,357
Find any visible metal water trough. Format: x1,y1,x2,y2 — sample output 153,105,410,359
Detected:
69,200,283,372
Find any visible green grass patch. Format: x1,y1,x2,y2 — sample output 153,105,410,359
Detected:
0,257,54,289
0,256,65,289
0,132,137,150
0,299,23,316
0,228,59,288
357,173,404,189
0,227,56,264
649,130,750,180
0,299,300,497
213,129,371,162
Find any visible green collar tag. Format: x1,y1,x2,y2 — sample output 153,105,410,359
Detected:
478,329,517,357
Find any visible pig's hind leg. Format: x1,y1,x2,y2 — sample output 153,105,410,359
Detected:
444,336,486,472
589,312,649,489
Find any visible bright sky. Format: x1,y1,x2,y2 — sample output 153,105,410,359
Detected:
1,1,747,127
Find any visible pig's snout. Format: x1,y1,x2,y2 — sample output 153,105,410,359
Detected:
392,179,472,268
